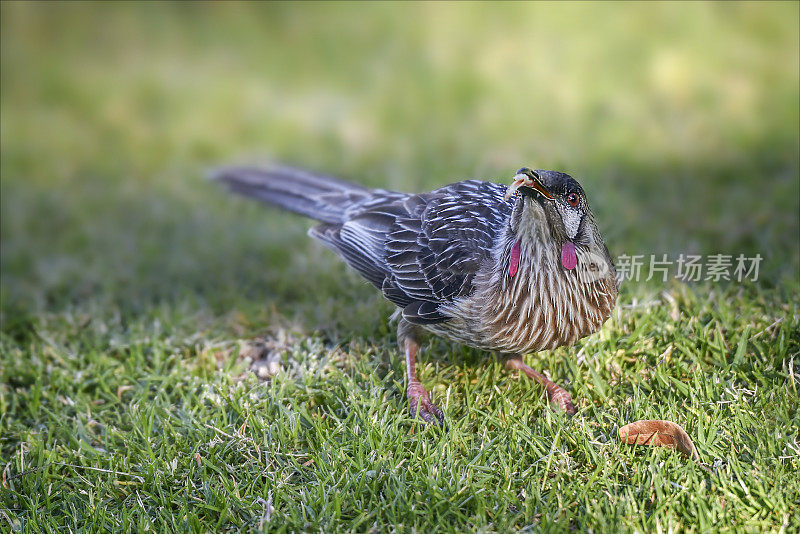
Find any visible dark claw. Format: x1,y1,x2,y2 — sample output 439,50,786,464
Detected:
410,398,445,425
560,398,577,416
549,388,576,416
408,382,445,425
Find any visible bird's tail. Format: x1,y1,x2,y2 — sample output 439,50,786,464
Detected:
212,164,373,224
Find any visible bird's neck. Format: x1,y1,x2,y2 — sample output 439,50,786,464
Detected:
478,205,617,352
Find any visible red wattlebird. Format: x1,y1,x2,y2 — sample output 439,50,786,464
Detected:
215,165,618,423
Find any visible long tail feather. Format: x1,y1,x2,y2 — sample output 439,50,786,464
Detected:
212,165,372,223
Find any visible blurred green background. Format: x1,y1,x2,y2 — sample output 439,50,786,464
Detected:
1,2,798,324
2,3,799,531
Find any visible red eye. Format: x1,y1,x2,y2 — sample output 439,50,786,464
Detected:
567,192,580,207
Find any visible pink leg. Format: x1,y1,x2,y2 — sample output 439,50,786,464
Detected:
403,337,444,424
504,355,576,415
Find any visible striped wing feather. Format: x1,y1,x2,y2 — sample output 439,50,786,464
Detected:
311,180,512,325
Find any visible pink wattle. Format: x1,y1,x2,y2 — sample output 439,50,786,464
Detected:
509,240,521,277
561,241,577,270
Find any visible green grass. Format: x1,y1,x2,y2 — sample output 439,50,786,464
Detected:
1,2,799,532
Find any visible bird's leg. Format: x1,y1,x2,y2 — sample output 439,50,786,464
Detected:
502,355,576,415
399,320,444,424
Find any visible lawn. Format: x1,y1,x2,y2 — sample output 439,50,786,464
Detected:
1,2,799,532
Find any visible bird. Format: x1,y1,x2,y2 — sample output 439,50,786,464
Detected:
214,165,618,423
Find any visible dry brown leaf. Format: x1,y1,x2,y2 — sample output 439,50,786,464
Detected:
618,419,699,461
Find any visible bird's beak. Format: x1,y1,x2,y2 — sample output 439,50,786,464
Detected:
504,172,556,202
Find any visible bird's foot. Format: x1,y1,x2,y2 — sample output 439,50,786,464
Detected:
546,384,576,415
407,380,444,424
504,357,577,416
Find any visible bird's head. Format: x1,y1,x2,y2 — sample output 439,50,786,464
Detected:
505,167,616,284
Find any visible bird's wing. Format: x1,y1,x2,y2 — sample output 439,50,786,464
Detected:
310,180,512,324
385,181,512,323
